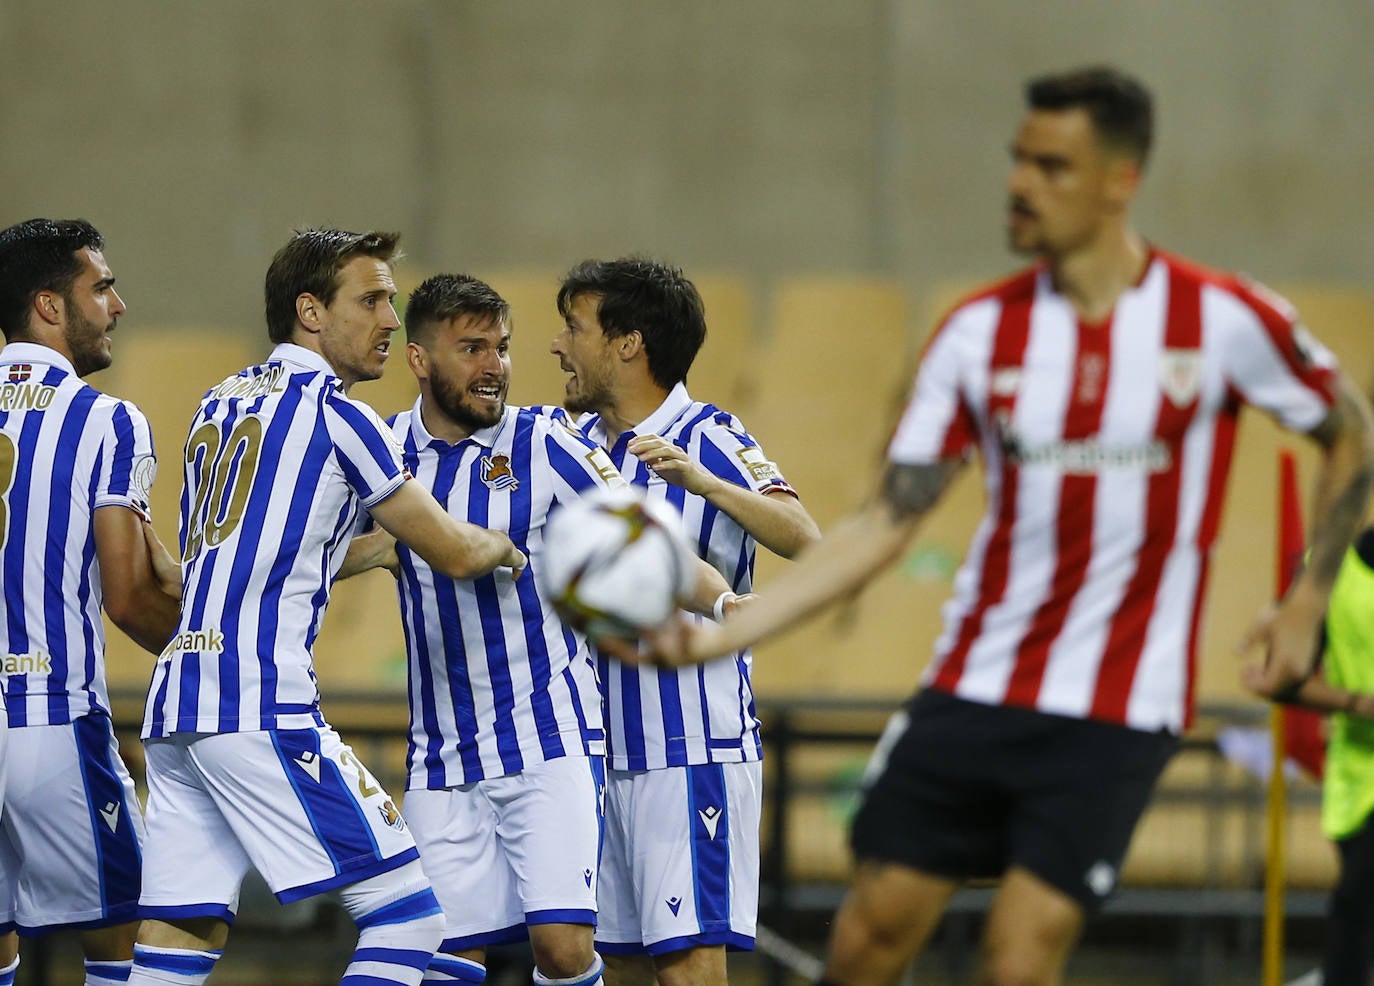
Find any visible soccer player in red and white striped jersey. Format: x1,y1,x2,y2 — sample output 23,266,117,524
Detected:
644,67,1374,986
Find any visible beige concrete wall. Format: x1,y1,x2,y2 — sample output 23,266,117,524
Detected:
2,0,1370,336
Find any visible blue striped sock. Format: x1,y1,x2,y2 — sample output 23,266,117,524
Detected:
533,954,604,986
424,954,486,984
342,888,445,986
85,958,133,986
0,954,18,986
127,944,221,986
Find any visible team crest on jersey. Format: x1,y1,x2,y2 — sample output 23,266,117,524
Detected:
7,364,31,383
481,454,519,492
1158,349,1203,407
377,799,406,831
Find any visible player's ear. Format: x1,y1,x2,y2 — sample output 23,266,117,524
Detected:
406,341,428,380
616,330,643,362
32,289,63,328
296,293,324,335
1104,155,1141,210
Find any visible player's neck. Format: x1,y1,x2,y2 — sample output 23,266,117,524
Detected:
1047,227,1150,324
597,381,670,445
418,395,476,444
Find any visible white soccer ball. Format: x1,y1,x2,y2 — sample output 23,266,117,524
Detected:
540,485,696,641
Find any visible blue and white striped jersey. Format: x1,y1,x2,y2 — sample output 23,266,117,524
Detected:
390,402,618,788
577,383,794,770
143,343,409,738
0,343,157,727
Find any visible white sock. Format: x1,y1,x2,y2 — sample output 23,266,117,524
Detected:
85,958,134,986
342,887,446,986
125,945,221,986
533,953,605,986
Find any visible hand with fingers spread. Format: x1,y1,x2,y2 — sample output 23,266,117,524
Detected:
628,434,717,495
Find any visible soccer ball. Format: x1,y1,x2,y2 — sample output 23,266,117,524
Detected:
540,485,696,641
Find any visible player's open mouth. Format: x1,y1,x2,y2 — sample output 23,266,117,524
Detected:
375,342,390,355
471,385,503,401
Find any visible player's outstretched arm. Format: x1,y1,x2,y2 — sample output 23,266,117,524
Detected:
1242,371,1374,700
651,457,963,666
370,478,527,581
95,505,182,656
627,434,821,557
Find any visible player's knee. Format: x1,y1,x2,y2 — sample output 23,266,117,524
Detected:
529,928,597,980
533,949,604,986
977,939,1065,986
341,861,445,949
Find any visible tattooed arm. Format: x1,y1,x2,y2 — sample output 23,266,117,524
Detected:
639,458,964,666
1242,371,1374,699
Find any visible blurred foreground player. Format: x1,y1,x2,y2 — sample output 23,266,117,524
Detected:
642,67,1374,986
552,258,820,986
127,230,526,986
0,219,181,986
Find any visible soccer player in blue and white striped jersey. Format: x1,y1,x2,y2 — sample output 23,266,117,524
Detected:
551,259,820,986
375,274,620,986
0,219,183,986
128,231,526,986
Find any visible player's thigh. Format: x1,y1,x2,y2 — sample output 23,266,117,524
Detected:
608,762,760,956
140,737,253,920
187,726,418,902
4,718,143,929
404,785,520,947
493,756,602,922
978,866,1084,986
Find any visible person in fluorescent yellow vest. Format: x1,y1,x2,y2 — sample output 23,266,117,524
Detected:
1287,527,1374,986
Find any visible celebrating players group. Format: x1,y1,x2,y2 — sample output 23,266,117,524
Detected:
3,66,1373,986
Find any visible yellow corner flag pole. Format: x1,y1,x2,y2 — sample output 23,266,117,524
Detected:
1264,449,1303,986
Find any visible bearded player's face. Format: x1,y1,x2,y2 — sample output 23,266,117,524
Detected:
413,314,510,436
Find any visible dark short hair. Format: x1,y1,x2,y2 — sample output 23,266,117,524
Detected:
556,257,706,389
264,228,402,344
1026,66,1154,164
0,218,105,340
405,273,511,347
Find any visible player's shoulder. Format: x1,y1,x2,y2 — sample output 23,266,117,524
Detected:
1155,248,1296,325
928,265,1042,341
519,404,602,448
951,265,1042,313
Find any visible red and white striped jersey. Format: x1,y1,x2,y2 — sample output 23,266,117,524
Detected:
890,250,1338,733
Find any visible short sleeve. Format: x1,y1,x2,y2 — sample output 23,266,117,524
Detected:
693,413,795,497
93,399,157,520
324,394,409,507
888,313,979,465
1215,279,1338,434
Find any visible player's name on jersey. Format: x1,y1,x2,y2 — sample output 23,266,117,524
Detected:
1,651,54,674
161,627,226,656
207,365,288,402
0,382,57,412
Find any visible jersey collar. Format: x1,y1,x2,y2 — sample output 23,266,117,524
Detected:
268,342,340,381
407,396,512,452
0,341,77,377
584,382,693,447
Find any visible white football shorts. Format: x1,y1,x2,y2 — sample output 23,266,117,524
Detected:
405,754,605,952
0,716,145,933
139,725,419,922
596,761,760,956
